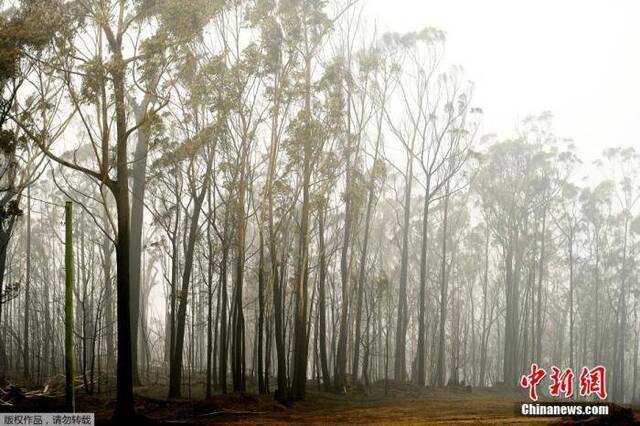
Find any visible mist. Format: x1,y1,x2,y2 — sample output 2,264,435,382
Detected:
0,0,638,423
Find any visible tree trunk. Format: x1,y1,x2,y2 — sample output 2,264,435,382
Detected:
395,145,414,382
317,206,331,391
111,53,135,420
568,229,574,374
257,232,267,394
479,226,490,387
218,221,229,394
168,185,208,398
205,192,214,398
128,105,151,387
335,169,353,393
415,176,432,386
536,208,546,363
23,188,30,380
353,145,381,385
435,181,451,387
291,55,313,401
232,154,247,393
64,202,75,412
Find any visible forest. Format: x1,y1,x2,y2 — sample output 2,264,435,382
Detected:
0,0,639,424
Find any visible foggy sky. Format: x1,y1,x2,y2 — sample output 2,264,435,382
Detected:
368,0,640,173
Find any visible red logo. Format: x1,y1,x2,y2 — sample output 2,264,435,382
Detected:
579,366,607,400
520,363,546,401
520,364,607,401
549,366,574,398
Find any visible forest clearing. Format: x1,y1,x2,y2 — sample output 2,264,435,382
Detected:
2,0,640,424
2,379,637,424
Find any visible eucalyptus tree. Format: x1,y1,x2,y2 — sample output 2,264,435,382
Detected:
381,28,469,383
389,29,447,386
465,222,499,387
246,0,301,402
314,54,360,394
596,147,640,401
312,145,341,391
554,182,582,374
517,114,570,367
165,127,216,398
473,113,574,387
0,3,57,376
5,0,640,414
221,21,264,394
12,0,221,418
475,135,555,386
127,30,169,388
630,215,640,403
161,44,231,397
381,30,424,382
580,181,614,365
329,5,374,393
427,71,479,388
350,42,394,385
286,0,334,401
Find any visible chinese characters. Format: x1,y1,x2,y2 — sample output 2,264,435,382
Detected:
519,364,607,401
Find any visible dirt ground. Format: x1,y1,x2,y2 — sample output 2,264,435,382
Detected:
186,385,638,425
0,380,638,425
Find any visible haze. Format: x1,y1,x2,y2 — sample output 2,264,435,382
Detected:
369,0,640,166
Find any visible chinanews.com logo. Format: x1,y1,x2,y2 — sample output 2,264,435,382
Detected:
518,363,610,417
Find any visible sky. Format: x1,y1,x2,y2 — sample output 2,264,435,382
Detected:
366,0,640,169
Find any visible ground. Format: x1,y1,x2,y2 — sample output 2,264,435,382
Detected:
0,379,638,424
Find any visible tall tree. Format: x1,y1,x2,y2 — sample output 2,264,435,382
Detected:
17,0,219,418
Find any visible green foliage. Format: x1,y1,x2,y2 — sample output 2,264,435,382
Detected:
369,158,387,190
136,0,225,41
580,180,613,227
0,0,61,81
247,0,330,76
159,0,224,40
139,33,169,85
155,125,221,168
277,0,330,48
284,110,322,166
381,26,446,52
357,47,383,75
475,137,557,244
80,57,105,103
318,57,347,136
343,165,366,217
246,6,287,74
310,150,340,209
143,109,168,149
0,128,16,154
